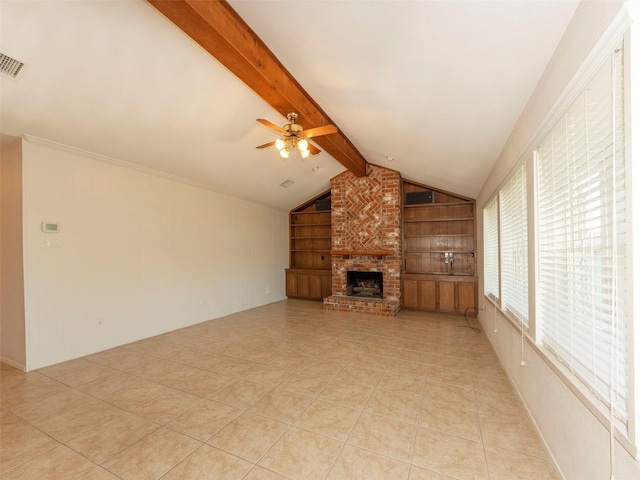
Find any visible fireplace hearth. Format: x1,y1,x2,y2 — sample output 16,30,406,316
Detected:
347,271,383,299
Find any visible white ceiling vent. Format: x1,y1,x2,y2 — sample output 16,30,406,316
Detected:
0,53,25,79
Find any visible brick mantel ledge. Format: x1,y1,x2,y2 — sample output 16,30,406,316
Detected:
330,249,394,258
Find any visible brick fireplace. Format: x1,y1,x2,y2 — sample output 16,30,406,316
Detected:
324,164,402,316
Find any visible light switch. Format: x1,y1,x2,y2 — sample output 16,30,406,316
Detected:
53,237,61,248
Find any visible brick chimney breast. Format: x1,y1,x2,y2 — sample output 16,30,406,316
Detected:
324,165,402,316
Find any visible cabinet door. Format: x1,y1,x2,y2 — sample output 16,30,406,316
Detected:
458,282,477,315
298,274,310,298
321,274,333,299
438,282,456,312
419,280,437,310
403,280,419,308
286,272,298,297
309,274,323,299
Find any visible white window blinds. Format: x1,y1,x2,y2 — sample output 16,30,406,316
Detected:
483,196,499,302
500,164,528,326
536,47,627,420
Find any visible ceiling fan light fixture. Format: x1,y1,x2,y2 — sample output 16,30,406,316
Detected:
256,113,337,159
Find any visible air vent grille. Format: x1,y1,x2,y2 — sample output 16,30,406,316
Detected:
0,53,24,79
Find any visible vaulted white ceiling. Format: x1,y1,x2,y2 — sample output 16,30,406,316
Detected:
0,0,579,210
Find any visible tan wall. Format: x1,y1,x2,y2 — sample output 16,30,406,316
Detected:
20,137,288,370
475,1,640,479
0,138,26,370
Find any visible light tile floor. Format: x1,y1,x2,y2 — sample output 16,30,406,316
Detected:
0,300,561,479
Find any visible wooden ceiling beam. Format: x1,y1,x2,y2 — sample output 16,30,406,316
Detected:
147,0,368,177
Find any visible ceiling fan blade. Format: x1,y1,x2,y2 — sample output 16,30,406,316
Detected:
256,140,276,149
301,124,337,139
308,143,321,155
257,118,286,134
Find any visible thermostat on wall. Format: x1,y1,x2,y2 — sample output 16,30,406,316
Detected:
41,222,60,233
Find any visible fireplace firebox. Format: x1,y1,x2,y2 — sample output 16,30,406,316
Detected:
346,271,383,299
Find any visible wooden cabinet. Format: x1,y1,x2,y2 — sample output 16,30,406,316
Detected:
286,271,298,297
457,281,478,315
438,281,456,313
289,190,332,271
401,180,478,314
287,190,332,301
401,274,478,315
403,278,437,310
286,269,332,300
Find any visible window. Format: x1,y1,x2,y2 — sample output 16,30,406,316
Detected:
500,164,528,326
536,47,628,420
483,196,499,303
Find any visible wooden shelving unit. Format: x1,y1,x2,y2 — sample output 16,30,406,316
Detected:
401,180,478,314
404,202,475,276
286,190,332,300
285,181,477,313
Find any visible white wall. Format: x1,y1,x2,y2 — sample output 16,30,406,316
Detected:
476,1,640,479
0,138,26,369
21,137,288,370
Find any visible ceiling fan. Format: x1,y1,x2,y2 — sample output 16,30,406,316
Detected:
256,112,337,159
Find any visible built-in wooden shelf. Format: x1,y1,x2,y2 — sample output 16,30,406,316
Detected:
330,249,394,259
290,223,331,227
292,249,331,252
288,191,332,299
401,179,478,315
404,217,474,223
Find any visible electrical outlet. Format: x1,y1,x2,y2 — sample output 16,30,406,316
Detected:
96,318,104,328
265,286,270,295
